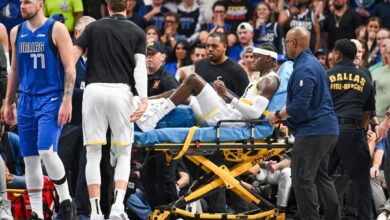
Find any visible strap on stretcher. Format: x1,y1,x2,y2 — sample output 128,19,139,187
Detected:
166,126,198,162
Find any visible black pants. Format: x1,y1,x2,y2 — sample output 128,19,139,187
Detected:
140,152,178,209
328,126,372,220
58,125,114,218
292,135,340,220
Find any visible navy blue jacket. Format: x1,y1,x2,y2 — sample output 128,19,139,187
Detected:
69,57,86,125
286,49,339,137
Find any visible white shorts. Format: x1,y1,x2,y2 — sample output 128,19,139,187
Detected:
196,84,243,127
82,83,134,146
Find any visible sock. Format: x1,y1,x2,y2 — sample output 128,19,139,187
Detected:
54,180,72,203
90,197,102,216
29,191,44,219
113,189,126,206
158,98,175,119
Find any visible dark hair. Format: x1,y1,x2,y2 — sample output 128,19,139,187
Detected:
208,32,228,45
367,17,382,29
212,1,227,12
107,0,128,12
192,43,206,54
334,39,357,60
164,11,179,23
145,25,162,42
258,42,278,53
168,40,192,66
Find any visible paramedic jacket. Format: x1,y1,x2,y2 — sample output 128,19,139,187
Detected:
286,49,339,137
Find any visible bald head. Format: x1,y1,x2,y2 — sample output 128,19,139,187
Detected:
285,27,311,59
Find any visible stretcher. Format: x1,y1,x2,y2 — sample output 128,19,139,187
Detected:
133,63,293,220
134,119,291,220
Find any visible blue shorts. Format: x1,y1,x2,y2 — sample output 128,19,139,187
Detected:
17,92,62,157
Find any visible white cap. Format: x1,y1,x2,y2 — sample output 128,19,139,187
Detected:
237,22,253,33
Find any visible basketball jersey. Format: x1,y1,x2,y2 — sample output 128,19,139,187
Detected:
241,71,278,100
289,9,316,51
16,18,64,95
177,7,200,38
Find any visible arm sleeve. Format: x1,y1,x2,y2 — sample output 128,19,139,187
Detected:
286,68,316,123
134,53,148,99
231,96,270,119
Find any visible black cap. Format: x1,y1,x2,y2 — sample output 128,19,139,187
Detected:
147,41,165,54
314,48,327,57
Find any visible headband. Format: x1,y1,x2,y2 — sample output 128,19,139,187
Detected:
253,47,278,59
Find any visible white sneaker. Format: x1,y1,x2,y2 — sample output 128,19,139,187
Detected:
136,101,162,132
90,214,105,220
0,198,13,220
378,211,388,220
109,204,129,220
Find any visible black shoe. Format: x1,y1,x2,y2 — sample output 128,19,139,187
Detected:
29,212,44,220
58,199,76,220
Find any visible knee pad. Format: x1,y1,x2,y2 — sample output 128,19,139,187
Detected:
24,156,44,190
86,145,102,185
114,146,131,182
39,148,66,181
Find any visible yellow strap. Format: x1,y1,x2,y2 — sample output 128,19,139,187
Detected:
166,126,199,162
196,107,218,123
263,110,271,117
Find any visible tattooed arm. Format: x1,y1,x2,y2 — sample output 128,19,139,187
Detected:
52,21,76,125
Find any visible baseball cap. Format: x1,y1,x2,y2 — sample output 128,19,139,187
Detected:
314,48,327,57
237,22,253,33
147,41,165,54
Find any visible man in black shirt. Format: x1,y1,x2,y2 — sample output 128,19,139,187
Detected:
327,39,375,220
195,32,249,97
73,0,148,219
146,41,179,97
323,0,363,49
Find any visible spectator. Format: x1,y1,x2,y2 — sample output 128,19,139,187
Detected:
145,25,162,42
252,2,285,54
369,37,390,73
199,1,232,38
228,22,254,61
355,25,367,43
238,46,260,81
279,0,321,52
160,12,187,57
368,28,390,67
126,0,147,29
365,17,381,54
177,0,204,43
315,48,327,68
225,0,254,32
176,43,207,83
323,0,363,49
82,0,107,19
165,40,192,76
139,0,170,33
325,50,336,69
44,0,84,33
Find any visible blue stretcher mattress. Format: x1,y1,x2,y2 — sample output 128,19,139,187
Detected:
134,61,293,145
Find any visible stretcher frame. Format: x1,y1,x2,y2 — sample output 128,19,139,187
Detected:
138,119,291,220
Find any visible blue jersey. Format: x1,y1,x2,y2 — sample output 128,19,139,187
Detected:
16,18,64,95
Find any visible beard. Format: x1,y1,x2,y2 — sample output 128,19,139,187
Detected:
22,9,39,20
333,3,344,10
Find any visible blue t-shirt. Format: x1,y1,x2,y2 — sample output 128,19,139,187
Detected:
16,19,65,95
286,49,339,137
